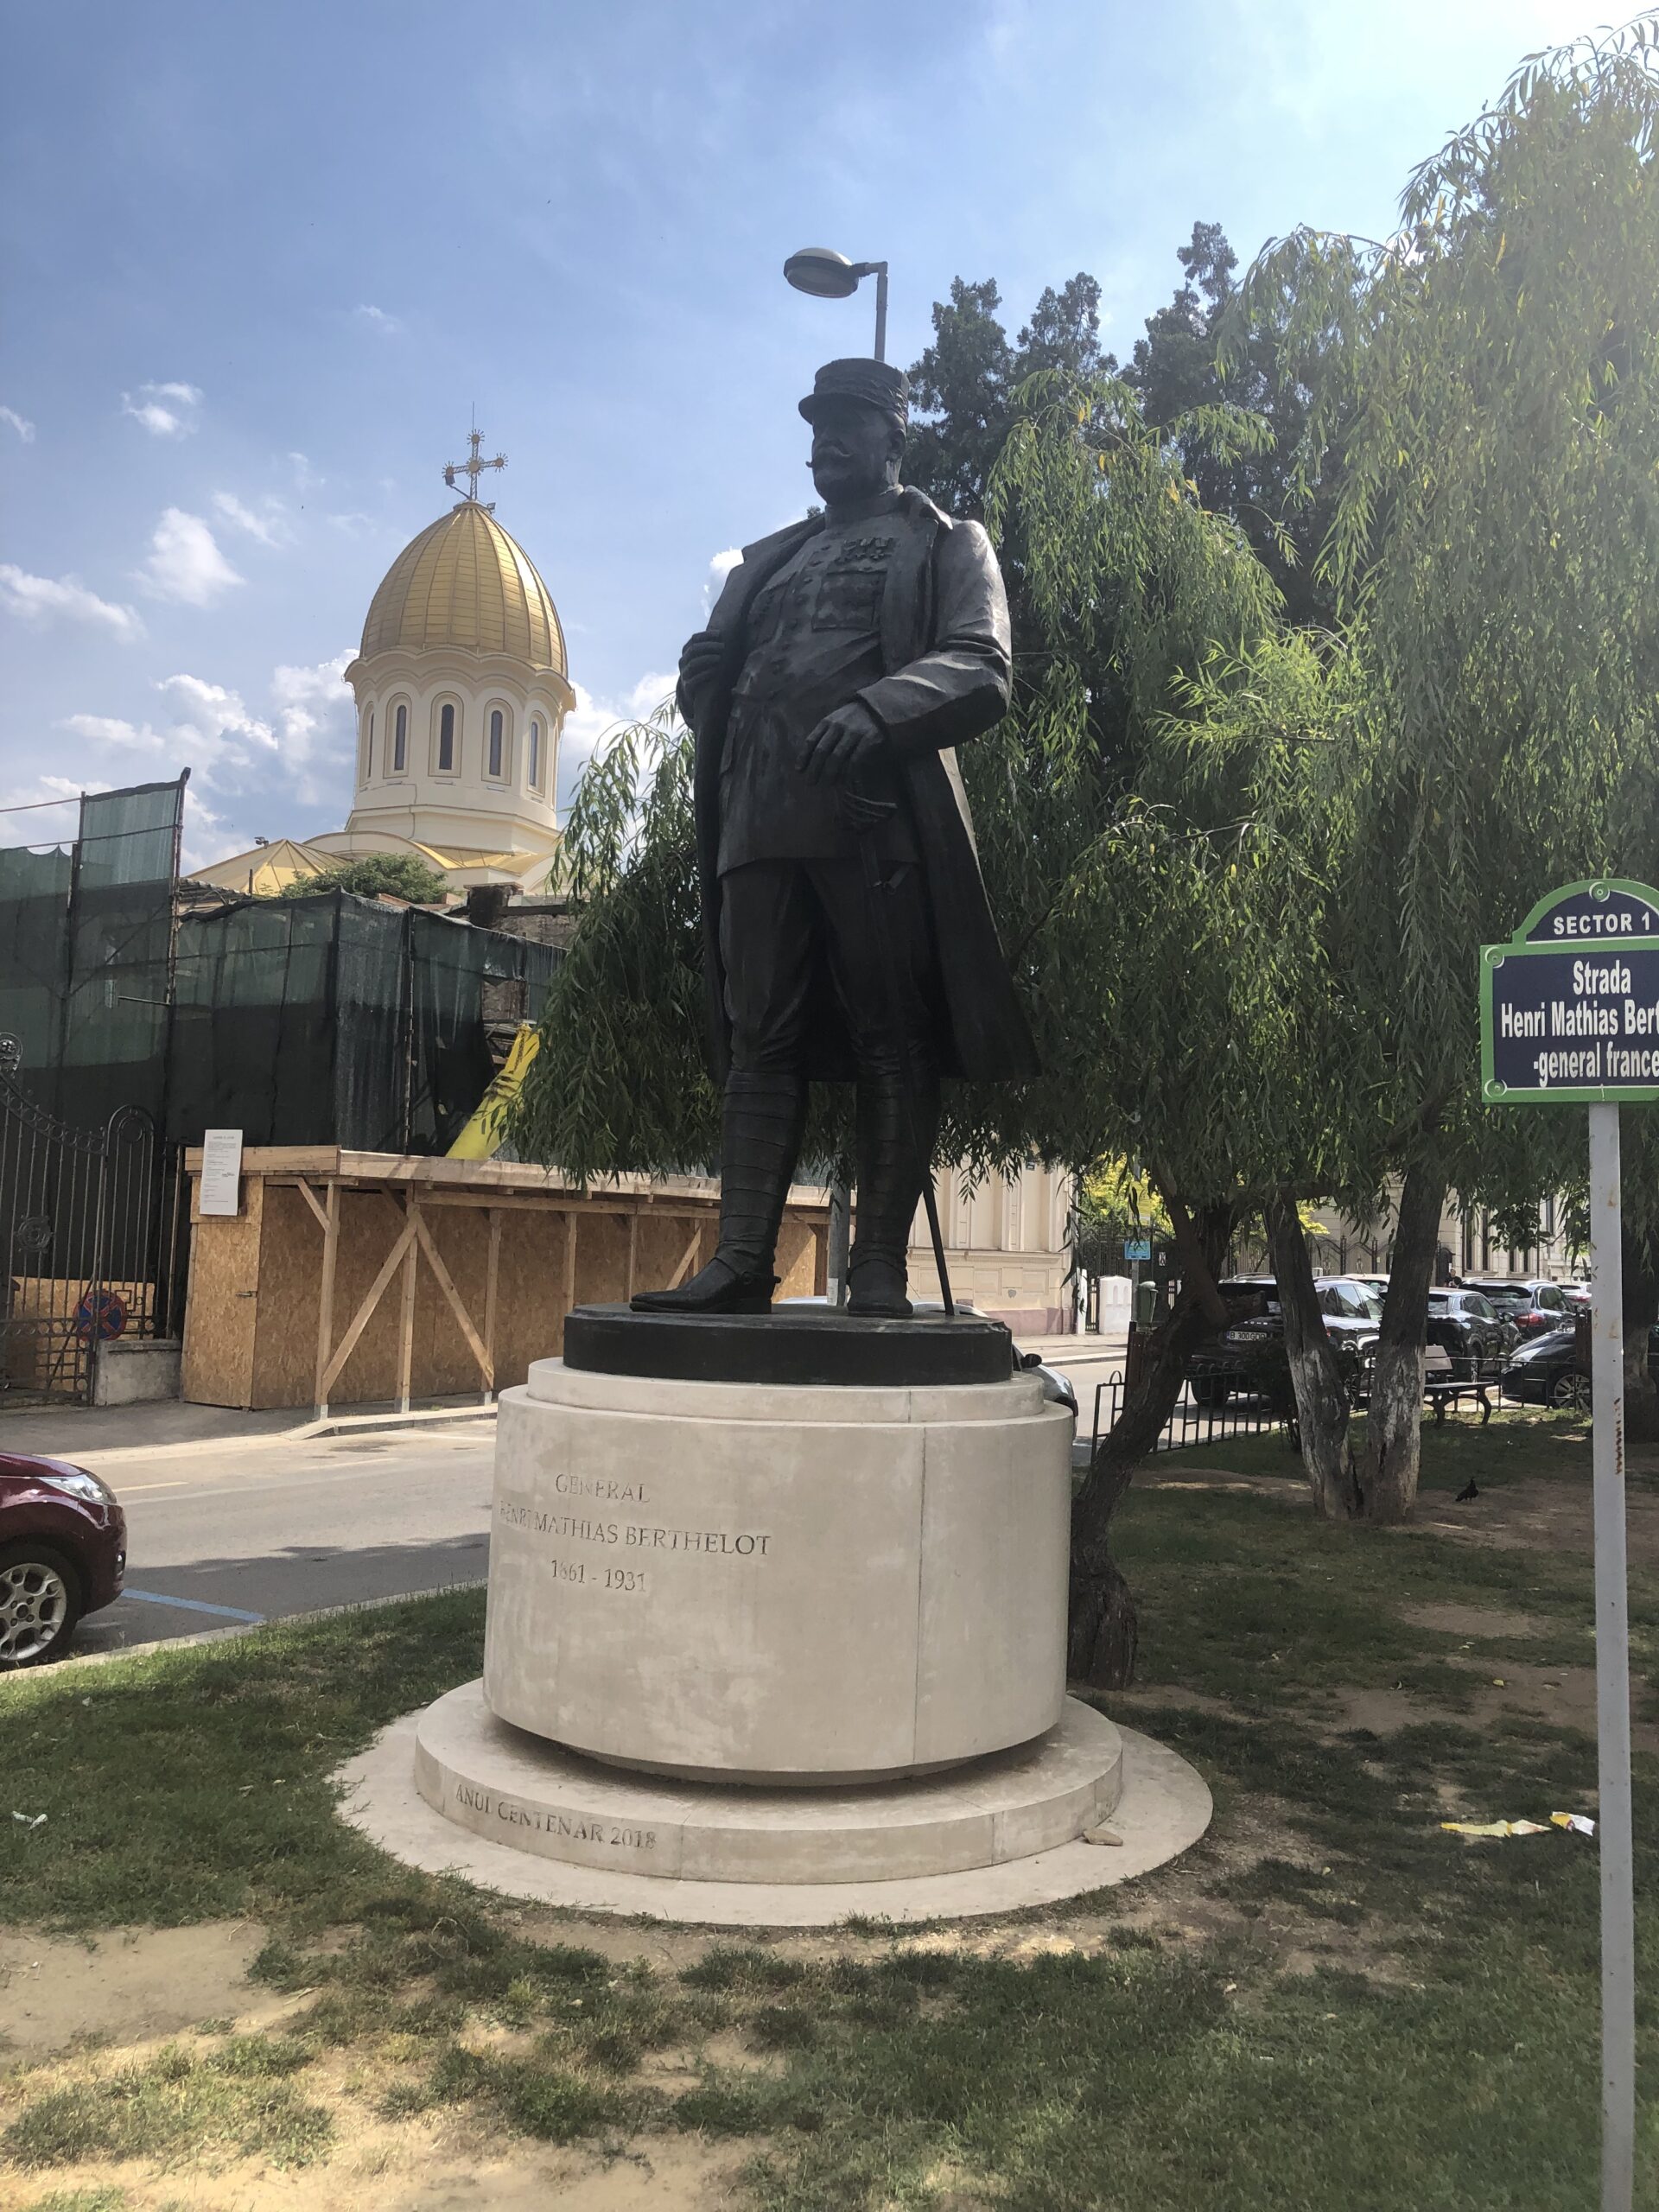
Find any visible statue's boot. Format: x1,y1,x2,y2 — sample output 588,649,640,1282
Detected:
847,1071,939,1319
631,1071,805,1315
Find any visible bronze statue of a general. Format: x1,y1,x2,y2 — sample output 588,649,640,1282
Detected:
632,358,1037,1321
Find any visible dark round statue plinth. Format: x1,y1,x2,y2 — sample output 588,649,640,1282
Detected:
561,1303,1014,1389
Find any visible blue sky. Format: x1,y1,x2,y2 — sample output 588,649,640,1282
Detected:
0,0,1609,869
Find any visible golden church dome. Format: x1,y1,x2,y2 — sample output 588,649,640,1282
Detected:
359,499,566,674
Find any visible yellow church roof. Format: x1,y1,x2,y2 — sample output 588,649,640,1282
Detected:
187,836,339,896
359,499,566,674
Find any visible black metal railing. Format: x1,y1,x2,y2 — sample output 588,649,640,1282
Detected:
0,1033,183,1403
1085,1346,1583,1460
1089,1372,1293,1460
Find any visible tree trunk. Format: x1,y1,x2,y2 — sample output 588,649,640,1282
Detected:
1357,1160,1446,1522
1264,1192,1362,1518
1619,1216,1659,1442
1067,1200,1235,1688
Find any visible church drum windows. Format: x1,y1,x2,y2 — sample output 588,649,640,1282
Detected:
360,709,374,783
486,705,509,781
527,716,543,794
437,701,457,774
391,702,409,774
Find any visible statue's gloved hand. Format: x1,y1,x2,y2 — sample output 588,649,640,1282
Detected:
678,629,726,695
798,699,885,785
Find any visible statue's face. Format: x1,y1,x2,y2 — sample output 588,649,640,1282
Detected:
809,397,899,504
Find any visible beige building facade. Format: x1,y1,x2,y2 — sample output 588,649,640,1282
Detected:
908,1163,1074,1333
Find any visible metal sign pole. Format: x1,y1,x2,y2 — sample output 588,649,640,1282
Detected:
1588,1100,1635,2212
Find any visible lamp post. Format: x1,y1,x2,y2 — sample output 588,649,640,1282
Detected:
782,245,893,1305
784,246,889,364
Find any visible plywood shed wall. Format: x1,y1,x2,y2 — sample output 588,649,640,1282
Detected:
180,1149,827,1412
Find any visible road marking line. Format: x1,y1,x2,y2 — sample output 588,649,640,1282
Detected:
118,1480,191,1494
120,1589,266,1624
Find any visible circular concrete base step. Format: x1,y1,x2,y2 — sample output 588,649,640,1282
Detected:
414,1681,1122,1886
339,1701,1212,1928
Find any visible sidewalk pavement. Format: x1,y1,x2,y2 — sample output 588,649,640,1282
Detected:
0,1393,495,1468
1014,1330,1129,1370
0,1334,1125,1471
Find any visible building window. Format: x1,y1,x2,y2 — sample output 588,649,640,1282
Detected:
392,702,408,772
360,709,374,782
527,717,543,792
438,702,456,773
487,708,505,780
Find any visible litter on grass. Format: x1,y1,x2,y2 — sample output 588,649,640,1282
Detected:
1551,1811,1597,1837
10,1811,47,1828
1440,1819,1551,1839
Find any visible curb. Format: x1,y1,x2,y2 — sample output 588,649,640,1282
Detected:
2,1578,491,1682
47,1402,499,1470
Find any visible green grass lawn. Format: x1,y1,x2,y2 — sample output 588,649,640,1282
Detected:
1,1412,1655,2211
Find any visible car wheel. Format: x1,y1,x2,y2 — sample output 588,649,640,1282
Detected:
0,1542,83,1667
1548,1370,1591,1413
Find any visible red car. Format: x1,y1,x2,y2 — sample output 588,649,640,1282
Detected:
0,1453,126,1667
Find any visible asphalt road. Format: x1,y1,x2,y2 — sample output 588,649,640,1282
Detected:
67,1421,497,1656
23,1329,1126,1661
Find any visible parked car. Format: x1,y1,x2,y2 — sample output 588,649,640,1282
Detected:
1500,1325,1590,1410
1463,1278,1575,1338
1017,1349,1079,1419
1187,1276,1382,1411
1425,1288,1519,1378
0,1453,125,1666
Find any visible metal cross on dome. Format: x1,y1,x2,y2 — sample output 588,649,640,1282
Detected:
443,427,506,509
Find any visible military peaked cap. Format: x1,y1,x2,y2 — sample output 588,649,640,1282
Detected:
798,358,910,430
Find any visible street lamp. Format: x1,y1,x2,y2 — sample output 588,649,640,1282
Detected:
784,246,889,364
780,243,893,1307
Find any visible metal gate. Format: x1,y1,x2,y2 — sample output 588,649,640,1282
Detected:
0,1035,185,1404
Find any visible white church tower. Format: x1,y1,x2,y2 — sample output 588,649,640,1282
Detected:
194,428,575,897
323,431,573,890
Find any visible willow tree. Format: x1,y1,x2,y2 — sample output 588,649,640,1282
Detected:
1217,17,1659,1514
510,372,1356,1683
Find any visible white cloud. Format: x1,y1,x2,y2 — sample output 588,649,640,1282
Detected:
60,712,168,752
137,508,243,607
177,785,235,874
288,451,324,493
326,511,378,537
354,303,403,335
0,404,35,442
0,777,86,849
120,381,202,439
0,565,143,640
267,652,355,804
44,652,354,868
212,490,292,547
156,672,276,751
556,671,676,814
704,546,742,612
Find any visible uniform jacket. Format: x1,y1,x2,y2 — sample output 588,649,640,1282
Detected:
678,486,1040,1084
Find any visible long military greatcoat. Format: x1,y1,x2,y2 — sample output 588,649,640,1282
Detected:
677,486,1039,1084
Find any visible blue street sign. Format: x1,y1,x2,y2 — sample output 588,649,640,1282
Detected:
1122,1238,1152,1262
1482,879,1659,1103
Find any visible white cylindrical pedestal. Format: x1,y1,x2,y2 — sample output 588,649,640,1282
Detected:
482,1358,1074,1784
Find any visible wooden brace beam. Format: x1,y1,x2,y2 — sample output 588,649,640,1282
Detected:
321,1217,416,1397
412,1206,493,1389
